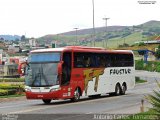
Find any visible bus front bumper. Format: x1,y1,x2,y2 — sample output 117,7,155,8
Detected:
25,91,61,99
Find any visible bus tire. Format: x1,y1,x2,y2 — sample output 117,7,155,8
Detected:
109,84,121,96
120,84,126,95
115,84,121,96
42,99,51,104
71,88,80,102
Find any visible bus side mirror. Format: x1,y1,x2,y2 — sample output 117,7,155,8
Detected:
58,61,64,75
18,62,27,76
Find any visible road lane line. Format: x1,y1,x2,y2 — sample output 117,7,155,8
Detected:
0,101,40,109
9,96,121,114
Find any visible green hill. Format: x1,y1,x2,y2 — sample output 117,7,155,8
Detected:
139,20,160,28
37,20,160,48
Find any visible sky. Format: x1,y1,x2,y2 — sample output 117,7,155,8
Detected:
0,0,160,38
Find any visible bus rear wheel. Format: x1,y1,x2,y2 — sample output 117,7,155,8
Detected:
42,99,51,104
71,88,80,102
120,85,126,95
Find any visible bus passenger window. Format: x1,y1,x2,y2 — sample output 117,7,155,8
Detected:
84,57,91,67
100,56,106,67
74,56,83,68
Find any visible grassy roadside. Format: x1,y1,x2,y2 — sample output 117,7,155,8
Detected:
0,82,24,98
0,94,25,98
0,78,25,82
135,77,147,84
135,60,160,72
121,78,160,120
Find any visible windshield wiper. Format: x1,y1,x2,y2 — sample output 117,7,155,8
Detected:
31,71,41,86
41,68,49,85
31,67,49,87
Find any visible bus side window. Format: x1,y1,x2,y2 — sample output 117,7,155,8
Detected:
83,56,91,68
74,53,84,68
108,54,114,67
84,53,96,68
105,54,110,67
99,55,106,67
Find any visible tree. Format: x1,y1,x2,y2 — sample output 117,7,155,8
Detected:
21,35,26,41
0,37,4,41
155,45,160,59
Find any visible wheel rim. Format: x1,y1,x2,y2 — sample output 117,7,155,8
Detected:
122,85,126,94
116,85,120,95
74,89,80,100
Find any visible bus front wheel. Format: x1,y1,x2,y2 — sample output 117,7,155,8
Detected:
71,88,80,102
109,84,121,96
42,99,51,104
115,84,121,96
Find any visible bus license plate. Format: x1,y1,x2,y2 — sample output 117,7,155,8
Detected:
37,95,44,98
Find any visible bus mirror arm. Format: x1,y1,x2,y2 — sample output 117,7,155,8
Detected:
18,62,27,76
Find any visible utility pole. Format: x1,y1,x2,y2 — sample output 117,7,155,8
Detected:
57,34,59,41
92,0,96,47
123,29,126,46
103,17,109,48
74,28,78,45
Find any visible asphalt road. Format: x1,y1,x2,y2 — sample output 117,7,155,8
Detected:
0,70,160,120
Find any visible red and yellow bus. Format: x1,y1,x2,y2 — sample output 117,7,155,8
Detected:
19,46,135,104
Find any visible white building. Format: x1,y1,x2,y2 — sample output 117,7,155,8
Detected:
8,45,20,53
29,38,37,47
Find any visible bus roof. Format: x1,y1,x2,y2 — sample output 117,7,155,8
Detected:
30,47,67,53
30,46,133,54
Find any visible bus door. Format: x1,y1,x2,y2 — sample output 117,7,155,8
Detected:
61,52,72,98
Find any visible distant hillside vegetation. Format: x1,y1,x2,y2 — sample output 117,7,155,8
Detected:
61,26,127,35
0,35,21,41
37,20,160,48
139,20,160,28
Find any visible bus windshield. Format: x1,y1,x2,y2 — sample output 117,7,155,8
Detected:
25,52,61,87
28,52,61,63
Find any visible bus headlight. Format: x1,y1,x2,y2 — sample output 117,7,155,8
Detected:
50,87,61,92
25,88,31,92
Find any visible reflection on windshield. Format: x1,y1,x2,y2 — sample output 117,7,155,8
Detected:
25,63,58,87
